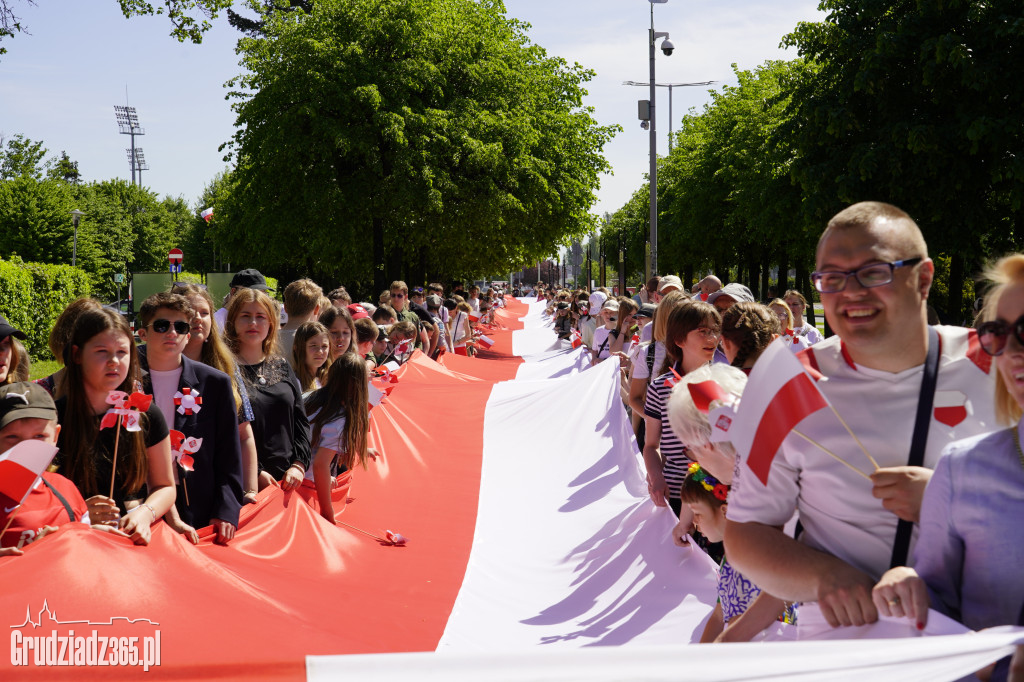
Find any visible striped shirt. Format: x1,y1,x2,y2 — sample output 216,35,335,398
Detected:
644,369,691,499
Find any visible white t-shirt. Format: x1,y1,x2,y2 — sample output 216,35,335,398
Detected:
727,326,997,581
795,321,823,345
580,316,598,350
591,326,613,360
305,409,347,482
149,366,184,429
632,340,666,381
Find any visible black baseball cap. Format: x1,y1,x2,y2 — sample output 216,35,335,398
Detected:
0,383,57,430
229,268,270,291
0,314,27,341
636,303,656,319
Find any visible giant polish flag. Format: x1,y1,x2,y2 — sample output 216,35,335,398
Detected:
0,300,1019,680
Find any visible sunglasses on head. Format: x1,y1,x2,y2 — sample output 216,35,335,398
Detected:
977,316,1024,356
150,319,191,335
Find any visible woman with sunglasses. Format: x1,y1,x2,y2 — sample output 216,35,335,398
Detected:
872,254,1024,679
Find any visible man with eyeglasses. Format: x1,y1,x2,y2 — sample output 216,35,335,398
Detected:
137,292,244,546
724,201,997,635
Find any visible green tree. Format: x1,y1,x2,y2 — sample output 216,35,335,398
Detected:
217,0,616,292
47,151,82,185
780,0,1024,320
0,134,48,180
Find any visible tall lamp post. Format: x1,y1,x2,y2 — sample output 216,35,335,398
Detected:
70,209,85,267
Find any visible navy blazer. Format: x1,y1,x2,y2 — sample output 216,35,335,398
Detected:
140,350,244,528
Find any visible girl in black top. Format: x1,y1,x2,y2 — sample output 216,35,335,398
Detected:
54,307,175,545
224,289,311,492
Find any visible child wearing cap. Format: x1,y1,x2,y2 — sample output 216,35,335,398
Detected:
591,299,620,363
0,383,95,556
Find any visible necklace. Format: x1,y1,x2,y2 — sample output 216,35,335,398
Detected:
1013,425,1024,469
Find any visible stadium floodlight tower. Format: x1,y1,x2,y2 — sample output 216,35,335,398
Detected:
114,106,145,187
127,148,150,188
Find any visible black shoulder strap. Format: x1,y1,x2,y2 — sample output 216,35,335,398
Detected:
889,326,941,568
41,477,77,523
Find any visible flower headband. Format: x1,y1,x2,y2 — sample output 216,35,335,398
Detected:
687,462,729,502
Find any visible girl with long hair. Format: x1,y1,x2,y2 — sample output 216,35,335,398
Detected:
225,289,311,493
318,305,356,363
291,321,331,393
303,354,371,524
54,308,175,545
35,297,103,398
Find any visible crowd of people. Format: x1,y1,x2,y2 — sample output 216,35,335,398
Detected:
531,201,1022,678
0,199,1021,677
0,276,505,549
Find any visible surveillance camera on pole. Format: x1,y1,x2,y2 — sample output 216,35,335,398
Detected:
661,38,675,56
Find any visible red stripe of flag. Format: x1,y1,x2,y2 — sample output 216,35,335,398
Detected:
0,461,42,504
746,373,829,485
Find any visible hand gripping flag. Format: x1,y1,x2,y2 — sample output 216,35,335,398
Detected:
0,440,59,512
707,338,829,485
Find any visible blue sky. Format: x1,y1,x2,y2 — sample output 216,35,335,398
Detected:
0,0,822,218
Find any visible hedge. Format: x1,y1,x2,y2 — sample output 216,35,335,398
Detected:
0,257,94,360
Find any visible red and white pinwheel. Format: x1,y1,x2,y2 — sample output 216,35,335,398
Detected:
174,387,203,416
169,430,203,472
100,390,152,432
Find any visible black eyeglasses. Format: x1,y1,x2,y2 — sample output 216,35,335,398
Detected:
150,319,191,335
977,316,1024,356
811,257,923,294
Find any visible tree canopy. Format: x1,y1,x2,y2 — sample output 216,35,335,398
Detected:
215,0,618,291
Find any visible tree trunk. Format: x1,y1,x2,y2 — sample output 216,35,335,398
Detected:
777,254,789,298
798,264,815,327
683,263,694,292
747,251,759,300
714,259,725,285
761,257,771,304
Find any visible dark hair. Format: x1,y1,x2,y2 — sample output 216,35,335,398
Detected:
291,321,330,392
62,308,147,498
305,353,370,471
679,466,727,509
318,305,357,360
138,292,195,328
327,287,352,305
372,305,397,324
171,283,243,410
354,317,379,346
721,302,779,369
662,300,719,375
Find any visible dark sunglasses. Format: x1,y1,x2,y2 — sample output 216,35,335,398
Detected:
977,316,1024,356
150,319,191,335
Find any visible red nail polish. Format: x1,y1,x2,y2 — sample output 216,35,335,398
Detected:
917,622,924,631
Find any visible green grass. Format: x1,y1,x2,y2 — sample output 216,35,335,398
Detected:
27,358,61,382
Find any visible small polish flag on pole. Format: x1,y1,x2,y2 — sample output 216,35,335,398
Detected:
0,440,59,513
368,381,385,409
708,338,829,485
200,207,214,223
477,335,494,349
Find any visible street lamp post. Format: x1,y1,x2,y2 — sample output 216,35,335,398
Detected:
70,209,85,267
624,80,716,151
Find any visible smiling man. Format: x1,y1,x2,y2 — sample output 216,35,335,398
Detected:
723,202,998,635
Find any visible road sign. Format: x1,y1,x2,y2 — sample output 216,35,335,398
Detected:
168,248,183,263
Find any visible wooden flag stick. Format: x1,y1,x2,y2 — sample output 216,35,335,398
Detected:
792,429,872,481
109,413,122,499
827,404,882,471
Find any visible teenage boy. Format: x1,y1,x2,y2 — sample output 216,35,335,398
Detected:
138,292,243,545
279,278,324,358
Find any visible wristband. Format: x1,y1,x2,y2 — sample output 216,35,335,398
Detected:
131,503,157,522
